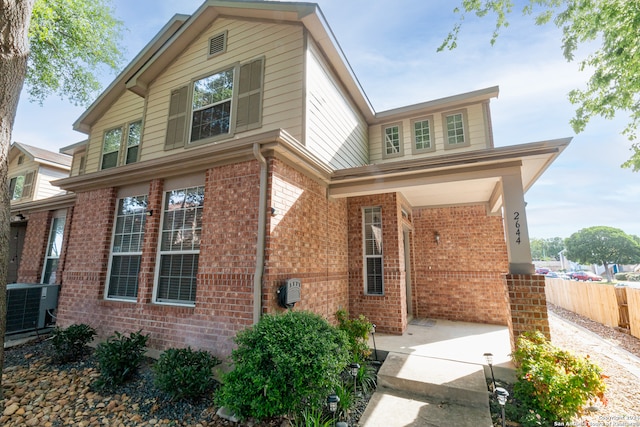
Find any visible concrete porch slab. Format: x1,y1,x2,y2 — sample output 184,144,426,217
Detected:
369,318,515,382
377,352,490,408
358,389,493,427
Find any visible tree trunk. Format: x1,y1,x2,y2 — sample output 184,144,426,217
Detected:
603,261,614,282
0,0,36,396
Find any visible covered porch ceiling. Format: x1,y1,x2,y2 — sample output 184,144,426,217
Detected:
328,138,571,213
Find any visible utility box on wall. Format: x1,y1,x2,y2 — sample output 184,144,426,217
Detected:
277,278,301,308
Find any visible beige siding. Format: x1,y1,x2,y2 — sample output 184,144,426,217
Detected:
142,18,305,162
305,38,368,169
8,154,34,177
369,103,490,164
34,166,68,199
8,157,36,203
85,90,145,173
9,154,68,202
69,149,86,177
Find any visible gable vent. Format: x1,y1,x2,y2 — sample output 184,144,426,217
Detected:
208,31,227,57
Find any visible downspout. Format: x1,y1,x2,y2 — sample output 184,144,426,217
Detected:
253,143,268,324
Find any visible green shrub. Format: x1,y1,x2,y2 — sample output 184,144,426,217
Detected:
335,309,372,362
292,407,334,427
334,381,353,418
616,272,640,281
216,310,351,420
51,324,96,363
153,347,220,400
512,331,607,424
356,363,377,395
94,330,149,389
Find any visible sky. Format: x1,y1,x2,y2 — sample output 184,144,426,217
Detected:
11,0,640,239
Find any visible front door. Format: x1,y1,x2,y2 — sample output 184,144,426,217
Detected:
8,223,27,283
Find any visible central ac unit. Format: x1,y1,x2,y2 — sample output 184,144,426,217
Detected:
6,283,60,335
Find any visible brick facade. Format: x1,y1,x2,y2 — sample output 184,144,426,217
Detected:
56,164,264,357
411,205,511,326
55,159,350,357
347,193,407,334
53,158,527,357
264,159,349,322
17,210,51,283
504,273,550,348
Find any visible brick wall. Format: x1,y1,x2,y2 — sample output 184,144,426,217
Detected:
57,187,116,327
264,159,349,322
56,163,266,357
504,273,550,347
17,210,51,283
347,193,406,334
411,205,511,326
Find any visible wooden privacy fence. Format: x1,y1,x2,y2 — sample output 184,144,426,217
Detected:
545,278,640,340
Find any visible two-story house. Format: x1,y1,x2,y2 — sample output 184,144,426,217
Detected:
8,142,73,284
20,0,569,357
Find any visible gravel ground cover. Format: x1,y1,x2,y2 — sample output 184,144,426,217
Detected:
3,305,639,427
1,338,372,427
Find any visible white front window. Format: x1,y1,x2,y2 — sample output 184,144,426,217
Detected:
42,216,66,284
106,195,147,300
154,186,204,305
363,207,383,295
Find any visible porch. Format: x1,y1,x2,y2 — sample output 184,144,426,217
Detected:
360,318,514,427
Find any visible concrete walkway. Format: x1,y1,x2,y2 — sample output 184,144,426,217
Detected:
359,319,514,427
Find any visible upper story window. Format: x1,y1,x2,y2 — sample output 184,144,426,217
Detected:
101,127,122,169
382,122,403,159
8,171,34,201
411,116,435,154
164,57,265,150
101,120,143,170
443,109,470,149
125,121,142,164
191,68,234,143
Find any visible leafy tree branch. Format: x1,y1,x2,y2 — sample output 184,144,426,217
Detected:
440,1,640,171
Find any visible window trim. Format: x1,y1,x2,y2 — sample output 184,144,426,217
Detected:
152,184,205,306
187,64,240,148
9,171,34,201
100,119,143,170
9,175,24,200
410,116,436,154
362,206,384,296
124,120,142,165
100,126,124,170
442,109,470,149
105,194,148,302
381,122,404,159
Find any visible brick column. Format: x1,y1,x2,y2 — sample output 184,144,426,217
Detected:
504,273,550,350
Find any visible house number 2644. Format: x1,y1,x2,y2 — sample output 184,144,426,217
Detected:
513,212,521,244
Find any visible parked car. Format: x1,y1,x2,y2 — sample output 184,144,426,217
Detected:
569,271,602,281
535,268,550,275
545,271,560,278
